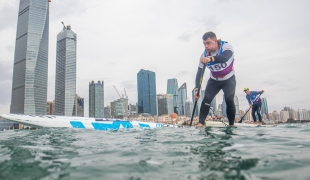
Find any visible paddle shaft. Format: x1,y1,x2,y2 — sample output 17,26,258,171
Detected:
190,64,207,126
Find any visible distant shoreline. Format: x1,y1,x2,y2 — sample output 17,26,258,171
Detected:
286,119,310,123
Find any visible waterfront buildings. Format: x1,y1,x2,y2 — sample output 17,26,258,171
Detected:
110,98,129,118
299,109,310,120
54,25,77,116
271,110,280,121
234,96,240,118
280,110,289,122
46,101,54,115
137,69,157,116
10,0,51,115
128,104,137,115
261,97,268,119
166,78,179,114
178,83,187,116
104,106,111,118
157,94,174,116
74,94,84,117
184,100,193,117
289,109,298,120
89,81,104,118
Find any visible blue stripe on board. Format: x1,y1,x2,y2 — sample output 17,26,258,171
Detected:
91,121,133,130
156,123,162,128
138,123,150,128
70,121,86,129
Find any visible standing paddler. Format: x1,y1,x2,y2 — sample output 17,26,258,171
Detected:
243,88,265,125
194,31,236,127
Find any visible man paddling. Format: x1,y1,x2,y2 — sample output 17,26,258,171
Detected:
194,31,236,127
244,88,265,125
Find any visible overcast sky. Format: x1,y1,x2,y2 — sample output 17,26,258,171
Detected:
0,0,309,117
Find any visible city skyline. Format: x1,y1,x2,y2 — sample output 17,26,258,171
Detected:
1,0,310,117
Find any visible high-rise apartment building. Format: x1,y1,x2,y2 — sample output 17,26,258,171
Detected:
104,106,111,118
234,96,240,118
89,81,104,118
185,100,193,118
166,78,179,114
261,97,268,119
271,110,280,121
54,25,77,116
110,98,128,118
74,94,84,117
128,104,137,115
137,69,157,116
280,110,289,122
157,94,174,116
46,101,54,115
10,0,51,115
178,83,187,116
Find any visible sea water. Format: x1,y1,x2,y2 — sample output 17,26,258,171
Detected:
0,124,310,180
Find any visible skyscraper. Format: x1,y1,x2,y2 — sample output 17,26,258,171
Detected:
261,97,268,119
74,94,84,117
89,81,104,118
178,83,187,116
185,100,193,117
54,25,77,116
166,78,179,114
157,94,174,116
234,96,240,118
137,69,157,116
10,0,51,115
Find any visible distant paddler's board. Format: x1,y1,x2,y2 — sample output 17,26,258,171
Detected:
1,114,163,131
205,121,258,127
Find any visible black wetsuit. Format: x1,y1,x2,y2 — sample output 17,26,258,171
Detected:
252,102,262,122
197,76,236,125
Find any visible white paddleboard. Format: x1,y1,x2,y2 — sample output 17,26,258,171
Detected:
205,121,258,127
1,114,163,131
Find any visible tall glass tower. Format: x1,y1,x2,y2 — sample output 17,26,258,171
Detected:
89,81,104,118
157,94,173,116
261,97,268,119
137,69,157,116
10,0,50,115
178,83,187,116
166,78,178,114
54,25,77,116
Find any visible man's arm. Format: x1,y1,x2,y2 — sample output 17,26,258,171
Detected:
213,50,233,63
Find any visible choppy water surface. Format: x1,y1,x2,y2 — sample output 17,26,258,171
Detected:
1,124,310,180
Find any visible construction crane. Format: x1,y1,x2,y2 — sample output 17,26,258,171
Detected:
113,85,121,99
124,87,128,99
61,21,66,30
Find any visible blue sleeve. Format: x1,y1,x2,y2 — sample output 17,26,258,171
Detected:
246,95,251,105
252,91,262,95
